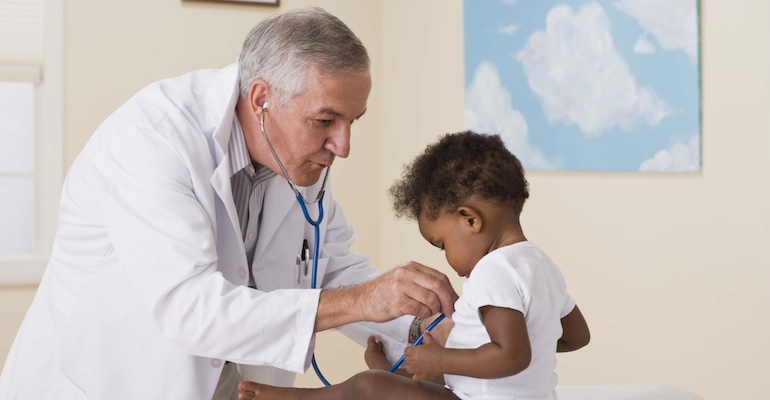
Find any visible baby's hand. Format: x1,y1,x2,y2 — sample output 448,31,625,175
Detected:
364,336,390,370
404,331,444,381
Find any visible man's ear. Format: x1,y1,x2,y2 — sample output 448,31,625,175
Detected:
457,206,482,233
248,78,270,115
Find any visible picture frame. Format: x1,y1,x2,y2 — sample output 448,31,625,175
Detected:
184,0,279,6
463,0,702,173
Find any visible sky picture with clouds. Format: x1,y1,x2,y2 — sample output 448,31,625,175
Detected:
464,0,701,172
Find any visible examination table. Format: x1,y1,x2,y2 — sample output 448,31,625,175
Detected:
556,384,704,399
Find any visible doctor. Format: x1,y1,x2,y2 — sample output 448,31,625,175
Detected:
0,6,456,400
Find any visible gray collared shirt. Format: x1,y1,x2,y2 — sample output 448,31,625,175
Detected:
229,114,276,288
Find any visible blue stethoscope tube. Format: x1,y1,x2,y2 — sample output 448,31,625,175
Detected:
299,189,444,384
294,192,331,387
388,313,446,373
261,102,444,386
261,102,333,386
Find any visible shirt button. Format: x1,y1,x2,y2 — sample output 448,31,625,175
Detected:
238,267,247,279
247,231,254,241
212,359,222,368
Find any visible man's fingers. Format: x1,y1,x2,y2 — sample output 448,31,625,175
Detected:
410,266,457,318
394,263,457,317
380,268,439,318
364,261,457,323
402,283,442,317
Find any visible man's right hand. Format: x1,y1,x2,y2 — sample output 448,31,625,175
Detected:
359,261,457,323
314,261,457,332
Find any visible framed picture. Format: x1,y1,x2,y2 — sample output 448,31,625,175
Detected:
184,0,279,5
463,0,701,172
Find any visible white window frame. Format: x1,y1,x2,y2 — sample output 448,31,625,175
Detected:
0,0,63,285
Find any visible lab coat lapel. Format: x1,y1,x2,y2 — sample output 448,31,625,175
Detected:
210,159,241,248
209,63,243,251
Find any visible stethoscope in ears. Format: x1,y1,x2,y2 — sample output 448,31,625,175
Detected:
260,101,332,386
259,101,444,385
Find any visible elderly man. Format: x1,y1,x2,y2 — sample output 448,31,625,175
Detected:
0,7,455,400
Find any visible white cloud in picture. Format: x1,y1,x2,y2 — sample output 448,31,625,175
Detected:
614,0,698,63
633,35,656,54
498,24,519,35
465,62,555,169
517,2,672,137
639,135,700,172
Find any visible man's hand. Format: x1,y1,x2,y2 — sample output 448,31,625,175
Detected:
360,261,457,322
364,336,390,370
315,261,457,332
404,332,444,382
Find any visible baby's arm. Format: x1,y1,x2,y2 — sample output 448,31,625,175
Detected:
557,305,590,352
405,305,531,380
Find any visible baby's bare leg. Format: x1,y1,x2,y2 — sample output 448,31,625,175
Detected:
238,381,336,400
239,370,460,400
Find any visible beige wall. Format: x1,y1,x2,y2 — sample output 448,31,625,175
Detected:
378,1,770,399
2,0,769,398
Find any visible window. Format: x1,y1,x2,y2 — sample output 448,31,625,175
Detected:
0,0,63,285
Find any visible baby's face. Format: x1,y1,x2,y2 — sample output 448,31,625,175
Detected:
417,210,488,278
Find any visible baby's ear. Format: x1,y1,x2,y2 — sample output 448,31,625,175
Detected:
457,206,482,233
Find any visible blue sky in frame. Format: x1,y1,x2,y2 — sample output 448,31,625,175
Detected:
463,0,701,172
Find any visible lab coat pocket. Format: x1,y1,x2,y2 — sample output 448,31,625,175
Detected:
299,256,329,289
41,373,90,400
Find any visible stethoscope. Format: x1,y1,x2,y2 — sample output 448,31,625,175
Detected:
259,101,331,385
259,101,445,386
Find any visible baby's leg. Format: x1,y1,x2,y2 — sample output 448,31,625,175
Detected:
239,370,460,400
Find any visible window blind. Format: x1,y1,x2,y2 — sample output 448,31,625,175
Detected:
0,0,42,82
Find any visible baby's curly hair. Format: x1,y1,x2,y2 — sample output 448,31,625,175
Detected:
389,130,529,221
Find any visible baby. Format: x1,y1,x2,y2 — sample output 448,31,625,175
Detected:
239,130,590,400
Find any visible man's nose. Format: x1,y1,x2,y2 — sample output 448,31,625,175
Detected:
325,124,351,158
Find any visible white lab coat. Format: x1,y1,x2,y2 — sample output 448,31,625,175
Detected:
0,63,410,399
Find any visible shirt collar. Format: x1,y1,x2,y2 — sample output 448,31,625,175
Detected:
229,112,256,177
229,112,276,182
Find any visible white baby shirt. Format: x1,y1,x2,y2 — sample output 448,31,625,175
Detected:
444,241,576,400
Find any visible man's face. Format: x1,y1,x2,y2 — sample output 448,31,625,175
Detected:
254,67,371,187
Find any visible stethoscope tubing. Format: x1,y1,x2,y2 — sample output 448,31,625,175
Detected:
261,103,333,385
388,313,446,373
295,193,333,386
262,103,443,385
296,192,325,289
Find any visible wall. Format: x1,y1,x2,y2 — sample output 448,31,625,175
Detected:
2,0,769,398
378,1,770,399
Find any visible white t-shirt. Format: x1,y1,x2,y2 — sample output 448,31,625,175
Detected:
444,241,576,400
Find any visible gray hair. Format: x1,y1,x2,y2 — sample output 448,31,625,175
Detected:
238,6,370,105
